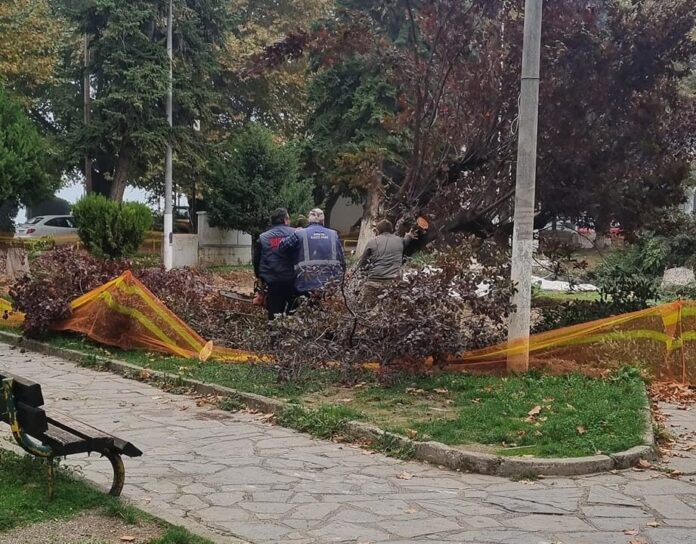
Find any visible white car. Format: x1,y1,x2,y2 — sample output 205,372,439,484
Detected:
15,215,78,239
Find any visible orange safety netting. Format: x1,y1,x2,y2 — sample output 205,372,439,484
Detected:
51,271,260,363
5,269,696,384
448,301,696,385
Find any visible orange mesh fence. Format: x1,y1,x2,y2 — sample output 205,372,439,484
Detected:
448,301,696,385
5,266,696,382
51,271,260,363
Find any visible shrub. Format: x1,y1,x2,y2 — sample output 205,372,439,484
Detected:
10,246,131,336
254,245,514,383
534,237,667,332
205,124,314,237
10,246,266,342
73,194,152,259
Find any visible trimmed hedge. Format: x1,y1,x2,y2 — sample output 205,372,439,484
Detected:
73,194,152,259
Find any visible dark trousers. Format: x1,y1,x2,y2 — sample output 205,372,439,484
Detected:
266,281,296,319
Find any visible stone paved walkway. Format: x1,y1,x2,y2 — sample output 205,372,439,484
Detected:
2,344,696,544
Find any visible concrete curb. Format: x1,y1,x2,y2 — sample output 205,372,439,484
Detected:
0,331,657,478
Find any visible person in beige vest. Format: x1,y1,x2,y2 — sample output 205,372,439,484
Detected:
356,219,416,306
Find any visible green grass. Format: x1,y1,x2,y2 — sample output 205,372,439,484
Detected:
0,450,111,532
202,264,254,274
355,370,647,457
41,332,354,401
2,331,649,458
534,289,600,302
0,450,212,543
148,527,213,544
276,404,364,439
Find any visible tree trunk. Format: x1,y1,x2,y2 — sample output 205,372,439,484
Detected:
109,149,131,202
323,190,340,229
354,182,382,258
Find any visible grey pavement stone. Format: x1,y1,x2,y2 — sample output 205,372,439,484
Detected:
646,527,696,544
553,533,632,544
586,485,642,506
435,529,551,543
643,494,696,519
306,520,390,542
461,516,501,529
485,488,582,514
588,517,655,531
173,494,209,510
502,514,593,532
581,505,651,518
219,521,294,541
2,343,696,544
377,517,464,538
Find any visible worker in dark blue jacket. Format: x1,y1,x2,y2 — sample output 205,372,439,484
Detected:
253,208,296,318
279,208,345,297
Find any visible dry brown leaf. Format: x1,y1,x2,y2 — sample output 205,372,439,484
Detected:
528,405,542,417
637,459,652,469
647,522,660,527
433,388,449,394
623,529,639,536
650,381,696,406
471,398,481,404
396,471,414,480
120,537,136,543
406,429,418,439
576,426,587,435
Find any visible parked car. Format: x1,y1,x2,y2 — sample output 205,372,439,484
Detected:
15,215,77,238
538,221,580,248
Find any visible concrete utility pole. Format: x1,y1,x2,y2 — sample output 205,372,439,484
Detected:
163,0,174,270
84,33,92,193
507,0,543,373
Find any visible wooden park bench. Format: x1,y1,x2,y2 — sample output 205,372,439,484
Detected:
0,369,142,497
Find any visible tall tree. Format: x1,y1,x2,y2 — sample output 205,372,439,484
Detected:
47,0,228,201
0,87,57,218
219,0,330,138
293,0,696,249
205,124,314,236
0,0,66,97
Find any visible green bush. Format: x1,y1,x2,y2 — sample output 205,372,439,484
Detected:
535,240,661,333
73,194,152,259
205,124,314,237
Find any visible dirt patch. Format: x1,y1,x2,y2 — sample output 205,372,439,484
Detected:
302,385,458,431
528,357,614,378
209,270,255,297
0,511,163,544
